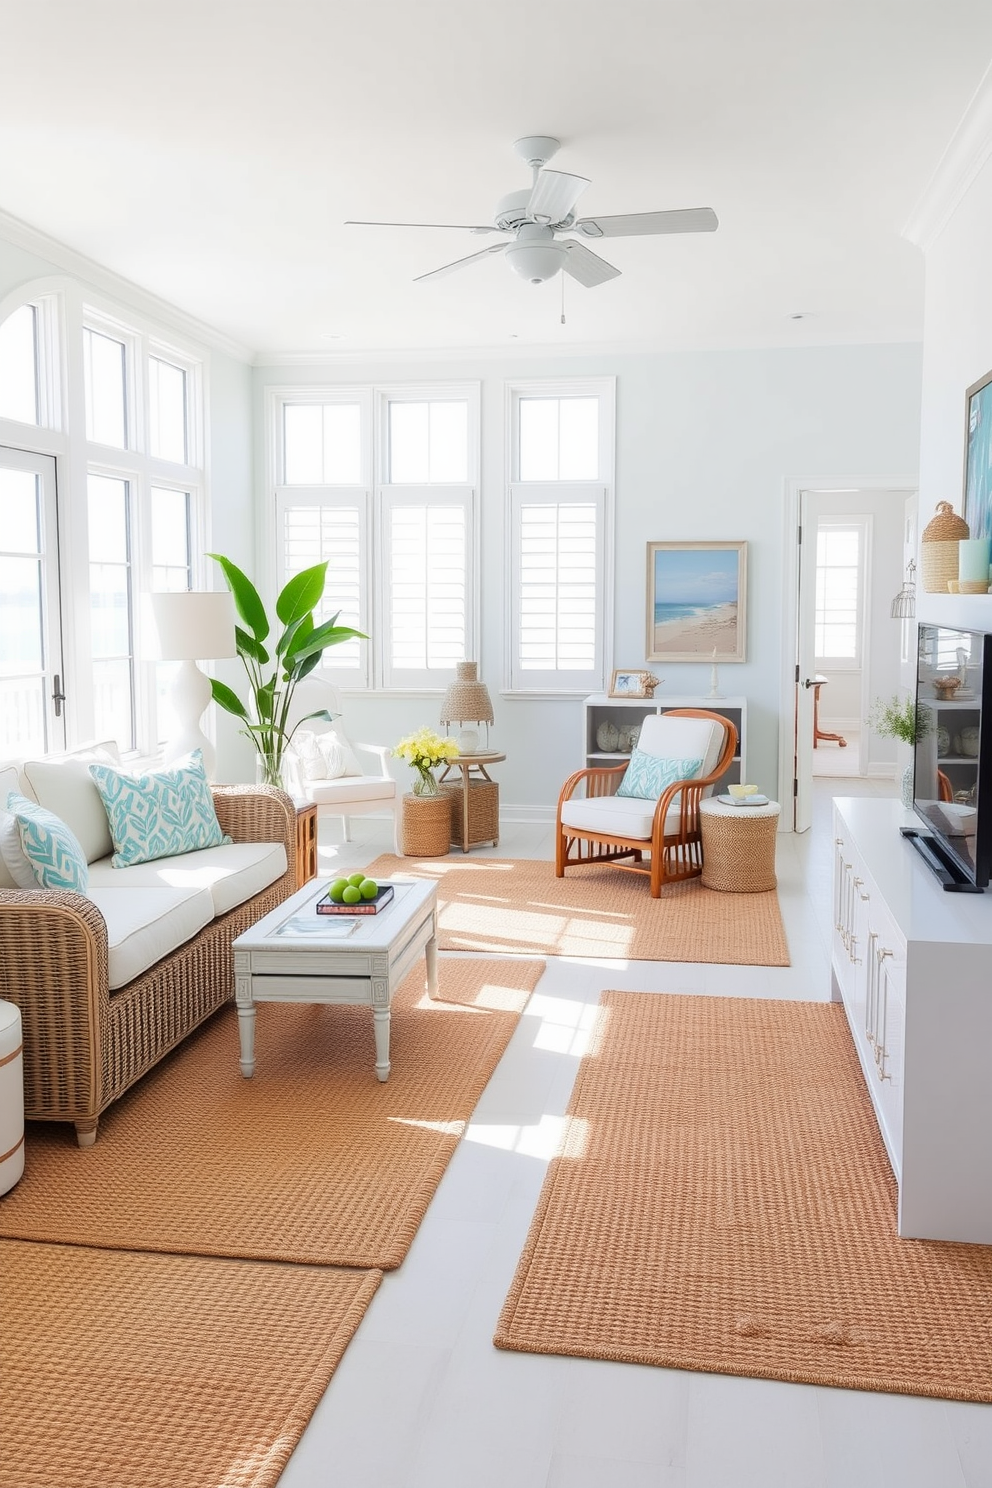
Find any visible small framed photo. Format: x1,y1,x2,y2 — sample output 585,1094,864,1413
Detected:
646,541,747,663
609,669,650,699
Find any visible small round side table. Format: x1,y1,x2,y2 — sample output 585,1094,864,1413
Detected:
699,797,781,893
0,999,25,1194
401,793,452,858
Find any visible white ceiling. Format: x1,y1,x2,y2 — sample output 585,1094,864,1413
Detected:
1,1,990,359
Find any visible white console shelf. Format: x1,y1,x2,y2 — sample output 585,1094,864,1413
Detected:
831,796,992,1242
582,694,746,792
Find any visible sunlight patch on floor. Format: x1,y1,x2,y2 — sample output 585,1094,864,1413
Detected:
464,1113,587,1160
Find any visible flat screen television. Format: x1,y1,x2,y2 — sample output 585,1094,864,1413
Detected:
902,623,992,891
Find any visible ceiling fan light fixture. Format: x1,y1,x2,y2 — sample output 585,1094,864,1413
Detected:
504,240,567,284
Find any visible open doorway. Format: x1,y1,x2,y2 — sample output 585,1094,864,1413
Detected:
781,482,916,831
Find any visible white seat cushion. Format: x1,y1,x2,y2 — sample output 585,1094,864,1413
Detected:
560,794,682,840
87,885,215,990
304,775,397,805
87,841,287,918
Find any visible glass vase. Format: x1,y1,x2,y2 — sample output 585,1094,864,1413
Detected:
255,751,286,790
412,765,439,797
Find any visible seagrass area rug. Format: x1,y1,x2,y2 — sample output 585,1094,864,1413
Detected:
2,1238,379,1488
365,854,790,965
0,957,542,1269
494,991,992,1402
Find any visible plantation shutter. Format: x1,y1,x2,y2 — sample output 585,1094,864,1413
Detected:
275,487,370,686
509,484,607,693
379,486,475,689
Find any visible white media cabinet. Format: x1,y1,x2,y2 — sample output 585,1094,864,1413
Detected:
831,796,992,1242
582,694,746,792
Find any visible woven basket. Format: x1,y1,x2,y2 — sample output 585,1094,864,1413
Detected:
440,780,499,848
921,501,969,593
700,808,779,893
401,794,451,858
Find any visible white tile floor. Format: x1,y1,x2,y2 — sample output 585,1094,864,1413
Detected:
278,779,992,1488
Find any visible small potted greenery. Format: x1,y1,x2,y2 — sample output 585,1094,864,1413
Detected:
868,694,928,806
208,555,366,787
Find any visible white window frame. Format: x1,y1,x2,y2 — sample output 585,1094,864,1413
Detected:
504,377,615,697
813,516,870,672
267,382,480,693
274,485,373,688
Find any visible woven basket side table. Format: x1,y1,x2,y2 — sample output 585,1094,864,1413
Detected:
439,780,499,850
401,793,451,858
699,797,781,893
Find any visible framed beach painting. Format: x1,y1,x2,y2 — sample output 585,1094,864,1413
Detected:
646,541,747,663
964,367,992,543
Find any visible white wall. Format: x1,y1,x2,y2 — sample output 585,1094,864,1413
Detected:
917,149,992,632
254,344,922,812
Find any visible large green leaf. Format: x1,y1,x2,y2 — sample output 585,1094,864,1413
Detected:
277,612,312,664
209,678,249,719
256,680,277,722
209,554,269,642
275,563,328,627
235,626,269,666
292,624,367,664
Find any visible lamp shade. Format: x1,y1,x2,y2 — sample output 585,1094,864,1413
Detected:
439,661,494,727
151,591,237,661
890,560,917,620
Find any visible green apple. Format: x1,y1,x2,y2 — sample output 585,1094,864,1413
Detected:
342,884,362,904
329,878,349,903
359,878,378,900
347,872,366,888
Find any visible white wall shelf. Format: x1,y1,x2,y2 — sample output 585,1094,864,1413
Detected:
582,694,746,792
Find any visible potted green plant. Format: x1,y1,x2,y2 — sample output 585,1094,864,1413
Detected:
208,555,366,787
868,694,928,807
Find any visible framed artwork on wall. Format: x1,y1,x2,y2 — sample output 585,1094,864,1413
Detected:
646,541,747,663
964,367,992,543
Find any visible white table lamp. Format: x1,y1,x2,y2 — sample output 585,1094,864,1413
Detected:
151,591,237,777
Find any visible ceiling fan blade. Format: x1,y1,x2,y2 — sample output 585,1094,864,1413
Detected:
573,207,718,238
413,244,506,283
562,241,621,288
345,219,502,233
526,169,590,225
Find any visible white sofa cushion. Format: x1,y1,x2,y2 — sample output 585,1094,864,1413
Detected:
560,794,682,840
638,714,727,778
87,884,215,991
87,841,287,919
304,774,396,805
21,746,118,863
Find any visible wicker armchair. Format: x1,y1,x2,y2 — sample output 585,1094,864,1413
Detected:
0,785,297,1147
555,709,738,898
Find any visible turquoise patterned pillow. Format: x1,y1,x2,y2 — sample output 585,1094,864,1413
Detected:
615,751,704,801
5,792,89,891
88,750,230,868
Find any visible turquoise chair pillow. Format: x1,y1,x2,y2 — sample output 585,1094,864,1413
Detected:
89,749,231,868
615,750,704,801
3,792,89,891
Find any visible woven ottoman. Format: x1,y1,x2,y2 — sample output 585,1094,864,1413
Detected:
0,999,25,1194
699,797,780,892
401,793,451,858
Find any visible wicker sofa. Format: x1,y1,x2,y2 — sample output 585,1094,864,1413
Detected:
0,747,297,1147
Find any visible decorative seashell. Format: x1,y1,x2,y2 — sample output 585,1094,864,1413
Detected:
626,724,641,751
596,720,620,752
937,726,951,756
961,726,980,758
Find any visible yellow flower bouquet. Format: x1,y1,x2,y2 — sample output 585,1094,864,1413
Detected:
393,727,460,796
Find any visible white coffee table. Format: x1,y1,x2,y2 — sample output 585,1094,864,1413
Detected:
232,877,438,1083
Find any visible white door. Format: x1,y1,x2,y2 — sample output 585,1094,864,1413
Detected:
793,494,817,831
0,446,66,755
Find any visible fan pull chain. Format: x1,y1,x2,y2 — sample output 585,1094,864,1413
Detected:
561,271,566,325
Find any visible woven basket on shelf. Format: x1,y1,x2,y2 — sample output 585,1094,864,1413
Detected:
921,501,969,593
401,794,451,858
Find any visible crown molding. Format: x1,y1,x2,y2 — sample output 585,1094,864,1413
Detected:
902,58,992,250
0,207,252,363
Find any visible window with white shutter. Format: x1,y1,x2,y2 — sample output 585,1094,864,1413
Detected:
275,489,370,686
506,379,614,695
380,487,473,689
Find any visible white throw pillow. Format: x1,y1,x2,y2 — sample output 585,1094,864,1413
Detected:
22,747,117,864
319,728,362,777
291,730,328,782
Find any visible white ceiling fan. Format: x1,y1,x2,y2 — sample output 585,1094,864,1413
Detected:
345,136,718,287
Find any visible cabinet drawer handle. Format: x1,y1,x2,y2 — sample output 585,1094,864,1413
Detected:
875,948,893,1079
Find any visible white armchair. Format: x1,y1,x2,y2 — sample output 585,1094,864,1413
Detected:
284,680,401,854
555,708,737,897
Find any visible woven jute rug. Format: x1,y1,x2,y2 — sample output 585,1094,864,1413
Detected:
365,855,789,965
494,992,992,1401
0,957,542,1269
2,1238,379,1488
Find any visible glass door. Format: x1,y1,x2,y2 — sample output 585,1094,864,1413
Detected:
0,446,66,755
